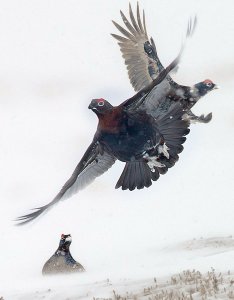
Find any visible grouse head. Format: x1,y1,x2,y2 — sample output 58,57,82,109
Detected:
58,234,72,252
88,98,113,115
191,79,218,98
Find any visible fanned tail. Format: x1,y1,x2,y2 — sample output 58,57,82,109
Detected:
115,161,159,191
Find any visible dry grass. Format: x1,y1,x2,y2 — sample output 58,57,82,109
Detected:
101,269,234,300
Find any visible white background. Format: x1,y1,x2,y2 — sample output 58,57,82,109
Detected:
1,0,234,299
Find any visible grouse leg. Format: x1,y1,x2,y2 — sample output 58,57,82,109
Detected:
183,110,212,124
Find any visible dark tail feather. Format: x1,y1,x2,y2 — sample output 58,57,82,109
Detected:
115,161,155,191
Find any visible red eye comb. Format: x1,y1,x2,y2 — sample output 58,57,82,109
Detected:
204,79,213,84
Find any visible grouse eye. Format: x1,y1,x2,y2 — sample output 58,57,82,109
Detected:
98,101,104,107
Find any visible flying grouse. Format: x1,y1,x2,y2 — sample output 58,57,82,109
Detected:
111,3,217,123
16,4,216,225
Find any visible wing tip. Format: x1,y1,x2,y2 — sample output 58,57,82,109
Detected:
15,205,48,226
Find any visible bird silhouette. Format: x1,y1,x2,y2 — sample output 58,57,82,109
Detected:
111,3,218,123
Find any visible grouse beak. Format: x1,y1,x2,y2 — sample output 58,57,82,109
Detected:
88,103,96,110
88,100,97,110
213,84,219,89
65,236,72,242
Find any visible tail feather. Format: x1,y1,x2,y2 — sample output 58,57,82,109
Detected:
135,161,144,189
115,161,154,191
151,167,160,180
129,162,137,190
141,162,152,188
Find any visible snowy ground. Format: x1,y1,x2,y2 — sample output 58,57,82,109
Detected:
1,0,234,299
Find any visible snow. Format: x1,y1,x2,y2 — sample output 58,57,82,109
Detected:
1,0,234,299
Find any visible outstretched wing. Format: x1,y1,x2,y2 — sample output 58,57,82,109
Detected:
17,142,116,225
112,3,157,91
112,3,197,91
120,43,183,111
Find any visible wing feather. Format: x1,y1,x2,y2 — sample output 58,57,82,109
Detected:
151,103,190,175
112,3,154,91
112,4,197,92
120,10,138,36
16,142,116,225
136,2,144,33
129,3,141,33
112,20,137,42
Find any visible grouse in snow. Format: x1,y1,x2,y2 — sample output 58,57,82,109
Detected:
111,3,218,123
42,234,85,275
17,4,215,225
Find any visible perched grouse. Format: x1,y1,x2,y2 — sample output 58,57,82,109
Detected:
111,3,218,123
42,234,85,275
17,5,213,225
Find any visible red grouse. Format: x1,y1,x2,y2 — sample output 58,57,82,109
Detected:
17,54,188,224
17,4,216,225
111,3,217,123
42,234,85,275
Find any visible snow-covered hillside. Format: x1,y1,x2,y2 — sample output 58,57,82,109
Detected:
1,0,234,299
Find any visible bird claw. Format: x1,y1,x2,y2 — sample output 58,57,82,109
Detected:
198,112,212,123
143,153,166,171
148,158,166,170
158,143,170,159
185,112,212,124
143,142,169,171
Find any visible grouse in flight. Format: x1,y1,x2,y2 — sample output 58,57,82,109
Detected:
17,4,216,225
111,3,217,123
17,53,188,224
